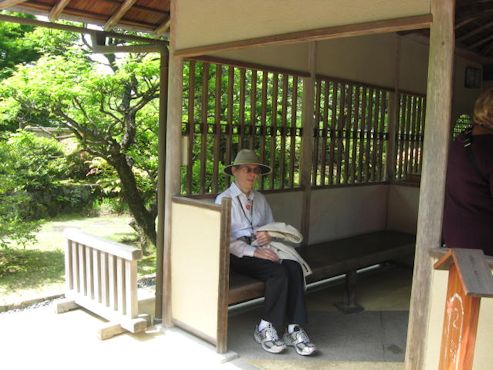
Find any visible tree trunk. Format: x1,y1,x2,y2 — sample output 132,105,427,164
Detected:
110,153,157,248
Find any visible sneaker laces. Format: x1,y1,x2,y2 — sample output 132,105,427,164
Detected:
293,327,310,344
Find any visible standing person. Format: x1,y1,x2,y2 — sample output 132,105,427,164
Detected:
442,87,493,255
215,149,316,356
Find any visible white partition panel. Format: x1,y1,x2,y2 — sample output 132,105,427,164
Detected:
170,197,230,349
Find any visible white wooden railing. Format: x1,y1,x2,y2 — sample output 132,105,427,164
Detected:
56,228,148,339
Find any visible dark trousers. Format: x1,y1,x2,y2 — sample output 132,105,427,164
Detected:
230,255,307,328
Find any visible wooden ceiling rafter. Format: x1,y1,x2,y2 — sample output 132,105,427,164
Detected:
154,19,170,36
457,19,493,42
48,0,71,21
470,33,493,49
104,0,138,31
0,0,28,10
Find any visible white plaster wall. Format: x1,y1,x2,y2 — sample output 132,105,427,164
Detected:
175,0,431,51
423,264,493,370
399,35,429,94
309,185,388,244
387,185,420,234
265,191,303,232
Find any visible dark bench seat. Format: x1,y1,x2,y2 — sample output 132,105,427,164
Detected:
228,230,416,310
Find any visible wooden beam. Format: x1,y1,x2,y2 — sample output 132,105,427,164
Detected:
174,14,432,58
154,19,171,36
405,0,455,369
104,0,137,31
48,0,71,21
91,44,161,54
0,0,27,10
470,33,493,49
457,19,493,42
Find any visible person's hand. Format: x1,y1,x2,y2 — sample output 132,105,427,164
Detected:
255,231,272,246
254,247,279,262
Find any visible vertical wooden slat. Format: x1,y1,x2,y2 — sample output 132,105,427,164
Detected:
125,260,138,318
280,74,288,188
365,87,374,182
408,95,418,175
65,239,73,291
239,68,246,150
269,73,278,190
313,79,321,186
358,86,367,183
85,246,93,299
93,249,101,303
352,85,360,183
78,243,86,295
378,90,387,181
199,63,209,194
320,80,329,186
100,252,109,306
117,257,125,315
396,93,405,180
108,254,117,310
403,94,413,179
186,61,195,195
212,65,222,193
226,66,234,188
415,96,424,173
72,242,79,293
344,83,353,184
260,71,268,190
289,76,298,188
250,70,257,149
336,82,345,185
371,89,380,181
329,81,338,185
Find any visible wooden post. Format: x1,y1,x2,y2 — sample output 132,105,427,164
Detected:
386,35,400,183
300,42,316,244
163,0,183,328
405,1,455,369
434,249,493,370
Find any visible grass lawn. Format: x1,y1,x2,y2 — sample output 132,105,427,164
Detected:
0,213,156,306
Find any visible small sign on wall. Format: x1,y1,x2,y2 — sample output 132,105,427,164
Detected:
464,66,482,89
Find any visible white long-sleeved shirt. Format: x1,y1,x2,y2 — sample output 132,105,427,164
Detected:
215,182,274,257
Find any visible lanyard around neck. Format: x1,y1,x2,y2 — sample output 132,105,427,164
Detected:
237,196,254,230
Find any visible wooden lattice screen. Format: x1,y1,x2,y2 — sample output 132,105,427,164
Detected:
181,59,304,195
393,92,426,181
312,77,391,186
181,60,426,196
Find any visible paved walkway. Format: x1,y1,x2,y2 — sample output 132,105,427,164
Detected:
0,265,412,370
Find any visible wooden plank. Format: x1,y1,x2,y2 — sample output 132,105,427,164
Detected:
125,260,138,318
249,70,257,149
172,195,222,212
0,0,28,10
280,74,288,188
55,299,79,314
351,85,360,183
175,15,433,57
344,83,353,183
289,76,298,188
108,254,117,311
93,249,101,303
260,71,268,190
117,257,125,315
65,239,73,291
104,0,138,31
186,60,196,195
239,68,246,150
48,0,71,21
199,63,209,194
329,81,338,185
216,197,231,353
78,243,86,295
320,80,329,186
312,79,321,186
98,322,126,340
225,66,234,188
100,252,109,306
403,94,412,178
85,246,93,299
415,96,425,174
365,88,374,182
336,82,345,185
405,0,455,368
154,19,171,36
71,241,79,293
408,96,418,175
65,228,141,261
358,86,367,183
378,90,387,180
212,64,222,194
269,73,279,190
371,89,380,182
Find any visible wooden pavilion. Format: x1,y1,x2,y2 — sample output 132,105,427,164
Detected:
1,1,493,369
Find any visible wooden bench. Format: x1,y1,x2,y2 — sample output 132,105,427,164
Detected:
168,196,416,352
229,230,416,313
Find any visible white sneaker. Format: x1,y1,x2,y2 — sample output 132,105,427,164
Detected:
253,323,286,354
283,325,317,356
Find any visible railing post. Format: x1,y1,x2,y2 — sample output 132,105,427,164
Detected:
434,248,493,370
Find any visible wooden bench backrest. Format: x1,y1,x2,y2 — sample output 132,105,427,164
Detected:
170,196,231,352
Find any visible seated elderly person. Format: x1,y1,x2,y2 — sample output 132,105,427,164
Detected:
215,149,316,356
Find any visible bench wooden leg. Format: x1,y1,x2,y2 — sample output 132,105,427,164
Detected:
335,270,364,314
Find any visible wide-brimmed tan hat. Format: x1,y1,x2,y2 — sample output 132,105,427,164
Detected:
223,149,271,176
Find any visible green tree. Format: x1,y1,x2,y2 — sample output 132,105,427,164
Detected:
0,41,161,251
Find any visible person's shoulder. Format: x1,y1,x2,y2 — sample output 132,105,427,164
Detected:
215,187,233,204
253,190,268,201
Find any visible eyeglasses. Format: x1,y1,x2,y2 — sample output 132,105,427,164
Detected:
240,166,262,174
